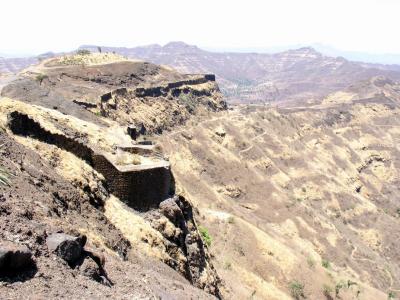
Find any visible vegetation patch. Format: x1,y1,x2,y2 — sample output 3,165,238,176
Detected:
178,93,197,113
322,259,331,269
35,73,48,84
289,281,305,299
335,281,346,298
307,256,315,268
322,284,333,299
223,261,232,270
227,216,235,224
199,226,212,247
115,153,141,165
50,52,126,66
76,49,91,56
0,166,10,186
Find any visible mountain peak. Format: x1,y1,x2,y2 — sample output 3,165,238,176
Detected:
293,46,320,55
163,41,200,53
164,41,192,48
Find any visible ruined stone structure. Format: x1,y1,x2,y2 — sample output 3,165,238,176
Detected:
99,74,220,113
7,111,173,211
92,154,172,211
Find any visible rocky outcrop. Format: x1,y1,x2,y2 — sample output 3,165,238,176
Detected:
0,241,33,271
99,82,226,134
146,195,222,298
46,233,86,265
46,233,112,286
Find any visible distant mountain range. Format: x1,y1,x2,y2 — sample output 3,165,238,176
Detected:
0,52,55,73
0,56,38,73
2,42,400,104
203,44,400,66
80,42,400,103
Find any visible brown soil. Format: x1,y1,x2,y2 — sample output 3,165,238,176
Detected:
0,130,215,299
157,77,400,299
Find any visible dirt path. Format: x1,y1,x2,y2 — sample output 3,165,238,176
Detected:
166,110,241,138
350,246,400,292
238,131,268,157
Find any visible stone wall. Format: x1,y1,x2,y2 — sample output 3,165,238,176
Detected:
92,154,173,211
8,111,94,164
8,111,173,211
98,74,216,101
132,75,216,98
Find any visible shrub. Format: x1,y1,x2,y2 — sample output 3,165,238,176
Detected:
76,49,91,56
388,291,396,299
289,281,305,299
178,93,197,113
115,153,141,165
322,259,331,269
335,281,346,297
227,216,235,224
307,256,315,268
347,280,357,288
131,154,141,165
35,73,48,84
323,284,333,299
199,226,212,247
0,167,10,186
154,143,163,154
223,261,232,270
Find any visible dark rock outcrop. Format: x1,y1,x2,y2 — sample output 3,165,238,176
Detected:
46,233,86,265
147,195,222,298
0,241,33,271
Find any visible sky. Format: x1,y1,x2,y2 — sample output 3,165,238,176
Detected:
1,0,400,57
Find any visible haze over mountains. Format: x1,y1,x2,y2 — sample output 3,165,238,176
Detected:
2,42,400,105
79,42,400,104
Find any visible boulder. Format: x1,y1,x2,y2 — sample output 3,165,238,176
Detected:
150,215,183,242
85,247,106,268
46,233,86,264
159,197,183,224
80,254,112,286
80,256,102,282
0,241,33,270
127,125,138,140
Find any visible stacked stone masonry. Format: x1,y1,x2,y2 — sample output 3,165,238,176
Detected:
8,111,173,211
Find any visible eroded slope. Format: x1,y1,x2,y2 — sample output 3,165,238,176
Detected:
157,77,400,299
0,54,225,299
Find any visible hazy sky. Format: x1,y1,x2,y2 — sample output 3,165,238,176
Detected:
1,0,400,56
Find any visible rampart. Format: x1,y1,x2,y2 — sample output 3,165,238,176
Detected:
8,111,173,211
